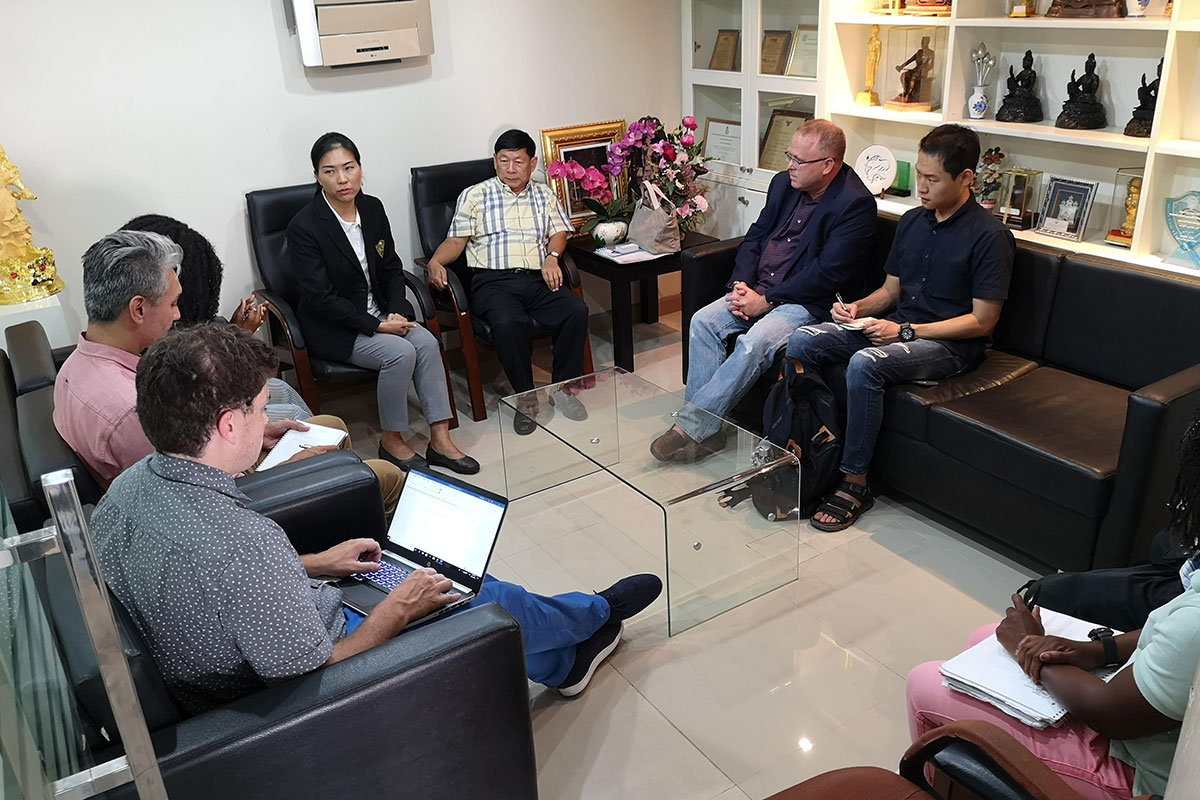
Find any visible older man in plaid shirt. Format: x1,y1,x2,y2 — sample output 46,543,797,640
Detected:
427,129,590,434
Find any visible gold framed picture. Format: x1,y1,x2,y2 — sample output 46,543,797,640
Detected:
759,109,811,172
760,30,793,75
709,29,740,71
540,120,628,230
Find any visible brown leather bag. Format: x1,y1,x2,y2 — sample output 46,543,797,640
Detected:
627,181,681,254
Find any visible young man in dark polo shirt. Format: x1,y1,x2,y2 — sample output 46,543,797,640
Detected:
787,124,1014,531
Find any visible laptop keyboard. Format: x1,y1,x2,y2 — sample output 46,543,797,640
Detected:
355,559,411,592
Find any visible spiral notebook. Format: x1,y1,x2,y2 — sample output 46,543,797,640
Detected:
256,423,347,471
938,609,1123,729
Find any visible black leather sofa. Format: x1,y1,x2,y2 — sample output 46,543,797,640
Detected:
681,214,1200,571
2,323,539,798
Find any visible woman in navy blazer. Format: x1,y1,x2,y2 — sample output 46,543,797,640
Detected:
287,132,477,474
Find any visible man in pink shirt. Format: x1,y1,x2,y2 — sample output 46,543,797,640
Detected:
54,231,184,487
53,230,385,498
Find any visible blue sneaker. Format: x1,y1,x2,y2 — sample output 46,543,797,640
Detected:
558,620,623,697
598,573,663,622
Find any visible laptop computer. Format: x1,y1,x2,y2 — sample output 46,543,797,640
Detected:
338,467,507,624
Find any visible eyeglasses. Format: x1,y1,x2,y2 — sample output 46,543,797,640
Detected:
785,153,833,169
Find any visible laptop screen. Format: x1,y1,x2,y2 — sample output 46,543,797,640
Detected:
386,469,506,583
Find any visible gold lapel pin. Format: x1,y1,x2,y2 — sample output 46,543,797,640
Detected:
375,239,385,258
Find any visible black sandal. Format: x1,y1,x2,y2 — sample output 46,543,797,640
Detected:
809,479,874,532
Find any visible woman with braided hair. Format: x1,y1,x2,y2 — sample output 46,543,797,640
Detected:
121,213,311,421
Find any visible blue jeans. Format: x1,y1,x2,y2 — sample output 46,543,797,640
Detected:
678,297,818,441
472,576,609,687
786,323,971,476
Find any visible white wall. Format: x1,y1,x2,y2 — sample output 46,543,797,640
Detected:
4,0,682,334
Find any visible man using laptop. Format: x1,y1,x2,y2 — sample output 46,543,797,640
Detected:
89,324,661,714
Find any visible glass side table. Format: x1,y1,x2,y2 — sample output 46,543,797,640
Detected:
499,368,801,635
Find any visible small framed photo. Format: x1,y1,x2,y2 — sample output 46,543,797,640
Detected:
759,109,811,172
785,25,819,77
997,168,1042,231
709,29,740,71
1035,175,1099,242
540,120,628,229
760,29,793,75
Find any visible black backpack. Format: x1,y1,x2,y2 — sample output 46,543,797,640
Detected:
718,359,843,521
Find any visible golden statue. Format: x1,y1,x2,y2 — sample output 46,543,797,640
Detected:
857,26,883,107
1,145,62,305
1105,175,1142,247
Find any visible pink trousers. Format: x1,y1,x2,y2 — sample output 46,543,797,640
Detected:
907,624,1135,800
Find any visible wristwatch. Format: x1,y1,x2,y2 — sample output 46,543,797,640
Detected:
1088,626,1120,667
547,250,561,260
899,322,916,342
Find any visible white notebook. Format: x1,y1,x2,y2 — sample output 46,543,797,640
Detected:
256,423,347,471
938,609,1123,729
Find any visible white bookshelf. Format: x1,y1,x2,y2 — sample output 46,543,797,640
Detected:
683,0,1200,275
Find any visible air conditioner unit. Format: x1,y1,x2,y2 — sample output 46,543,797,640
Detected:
291,0,434,67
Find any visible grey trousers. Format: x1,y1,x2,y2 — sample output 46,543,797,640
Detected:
346,323,453,432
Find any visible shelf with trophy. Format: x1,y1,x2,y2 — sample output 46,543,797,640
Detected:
829,21,946,124
1140,153,1200,273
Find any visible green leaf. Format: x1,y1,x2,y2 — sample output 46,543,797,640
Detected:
582,198,609,217
580,218,599,233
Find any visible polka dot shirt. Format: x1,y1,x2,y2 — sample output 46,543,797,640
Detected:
90,453,345,714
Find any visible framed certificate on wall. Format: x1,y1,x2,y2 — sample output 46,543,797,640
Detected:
703,118,742,164
759,109,810,172
709,30,740,71
786,26,819,77
760,30,792,75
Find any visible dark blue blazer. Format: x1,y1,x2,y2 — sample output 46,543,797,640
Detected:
730,163,876,320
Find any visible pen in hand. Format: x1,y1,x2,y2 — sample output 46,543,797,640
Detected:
835,292,849,314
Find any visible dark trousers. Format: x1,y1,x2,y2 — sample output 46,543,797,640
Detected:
471,269,589,393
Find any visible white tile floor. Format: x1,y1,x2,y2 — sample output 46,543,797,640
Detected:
320,309,1038,800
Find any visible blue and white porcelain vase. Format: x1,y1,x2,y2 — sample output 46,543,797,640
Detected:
1127,0,1150,17
968,85,989,120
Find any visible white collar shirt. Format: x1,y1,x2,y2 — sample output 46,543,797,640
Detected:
323,191,381,318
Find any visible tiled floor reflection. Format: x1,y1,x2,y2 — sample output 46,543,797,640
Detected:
319,308,1038,799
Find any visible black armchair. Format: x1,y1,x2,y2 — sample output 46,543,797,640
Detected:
3,320,387,551
244,184,458,426
410,158,595,420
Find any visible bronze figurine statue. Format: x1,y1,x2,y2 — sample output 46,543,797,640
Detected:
1046,0,1126,17
1124,58,1162,138
885,36,935,111
996,50,1043,123
1055,53,1106,130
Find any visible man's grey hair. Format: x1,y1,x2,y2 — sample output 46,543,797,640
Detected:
82,230,183,324
797,119,847,164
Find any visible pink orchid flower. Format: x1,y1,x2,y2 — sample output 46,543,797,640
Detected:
676,203,694,218
567,162,586,180
547,161,569,179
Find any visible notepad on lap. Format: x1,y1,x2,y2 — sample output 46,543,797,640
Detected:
256,423,347,470
938,609,1123,729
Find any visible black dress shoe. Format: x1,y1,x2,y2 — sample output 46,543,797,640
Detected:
425,446,481,475
376,442,428,473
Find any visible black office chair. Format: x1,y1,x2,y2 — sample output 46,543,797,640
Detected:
244,184,457,426
410,159,595,421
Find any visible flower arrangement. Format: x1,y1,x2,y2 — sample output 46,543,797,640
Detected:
548,115,713,237
973,146,1005,206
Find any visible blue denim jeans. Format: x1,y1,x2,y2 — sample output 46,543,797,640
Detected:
471,576,610,687
786,323,971,476
678,297,818,441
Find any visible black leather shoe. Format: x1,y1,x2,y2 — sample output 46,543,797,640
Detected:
425,446,480,475
376,442,428,473
513,396,539,436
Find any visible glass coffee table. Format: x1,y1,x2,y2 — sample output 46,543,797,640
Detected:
499,368,801,635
